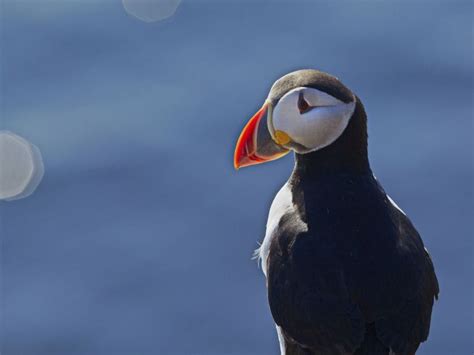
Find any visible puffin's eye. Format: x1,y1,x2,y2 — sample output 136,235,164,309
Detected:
298,92,312,114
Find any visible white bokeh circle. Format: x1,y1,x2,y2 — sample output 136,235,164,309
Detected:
0,131,44,201
122,0,181,23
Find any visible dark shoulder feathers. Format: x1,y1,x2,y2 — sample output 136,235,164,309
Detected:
266,174,439,355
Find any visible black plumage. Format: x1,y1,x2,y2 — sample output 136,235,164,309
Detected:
262,71,439,355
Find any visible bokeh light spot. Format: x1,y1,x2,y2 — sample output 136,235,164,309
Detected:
122,0,181,23
0,131,44,201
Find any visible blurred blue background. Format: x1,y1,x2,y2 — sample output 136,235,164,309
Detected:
1,0,472,354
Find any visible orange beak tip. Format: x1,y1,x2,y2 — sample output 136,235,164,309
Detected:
234,101,289,169
233,103,268,170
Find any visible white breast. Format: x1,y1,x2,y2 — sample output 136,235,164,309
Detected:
257,183,295,276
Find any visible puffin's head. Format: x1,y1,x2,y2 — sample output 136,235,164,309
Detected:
234,69,358,169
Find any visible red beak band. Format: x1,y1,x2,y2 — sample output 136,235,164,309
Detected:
234,103,269,169
234,102,289,169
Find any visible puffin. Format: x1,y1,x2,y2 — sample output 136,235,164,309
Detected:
234,70,439,355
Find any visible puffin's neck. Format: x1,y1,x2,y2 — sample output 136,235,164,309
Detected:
291,97,371,181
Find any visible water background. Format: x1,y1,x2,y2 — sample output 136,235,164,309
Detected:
1,1,472,354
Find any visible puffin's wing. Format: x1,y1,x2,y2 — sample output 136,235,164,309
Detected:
375,202,439,354
266,217,365,354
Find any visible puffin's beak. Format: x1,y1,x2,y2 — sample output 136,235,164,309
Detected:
234,101,289,170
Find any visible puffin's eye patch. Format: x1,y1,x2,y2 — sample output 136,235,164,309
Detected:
298,92,313,114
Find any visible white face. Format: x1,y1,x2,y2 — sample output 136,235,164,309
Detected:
268,87,356,154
